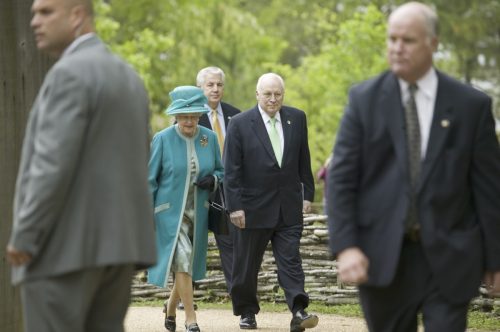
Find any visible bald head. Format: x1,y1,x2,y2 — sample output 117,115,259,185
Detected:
389,2,438,41
386,1,439,83
255,73,285,117
256,73,285,93
31,0,95,58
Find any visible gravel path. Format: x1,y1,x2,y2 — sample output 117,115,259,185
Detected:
125,307,368,332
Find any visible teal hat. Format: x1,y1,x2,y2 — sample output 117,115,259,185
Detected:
165,86,209,115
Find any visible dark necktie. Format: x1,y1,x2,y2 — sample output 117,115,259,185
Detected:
405,83,421,232
405,83,421,188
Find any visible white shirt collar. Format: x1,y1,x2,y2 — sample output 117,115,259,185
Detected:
205,103,222,115
258,105,281,124
399,67,437,101
62,33,96,58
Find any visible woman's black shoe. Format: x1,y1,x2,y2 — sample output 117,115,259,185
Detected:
163,301,176,331
164,316,176,332
185,322,201,332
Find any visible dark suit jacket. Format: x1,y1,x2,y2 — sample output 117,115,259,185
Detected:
224,105,314,228
199,101,240,233
327,70,500,304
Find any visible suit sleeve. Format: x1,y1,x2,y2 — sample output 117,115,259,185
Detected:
470,97,500,270
299,112,315,201
327,88,362,255
9,67,90,256
212,131,224,188
223,119,244,212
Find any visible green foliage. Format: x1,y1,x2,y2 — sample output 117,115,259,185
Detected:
93,0,499,201
282,5,387,177
93,0,119,41
94,0,286,126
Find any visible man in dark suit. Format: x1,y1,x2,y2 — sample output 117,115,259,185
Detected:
197,66,240,293
224,73,319,332
6,0,156,331
327,2,500,331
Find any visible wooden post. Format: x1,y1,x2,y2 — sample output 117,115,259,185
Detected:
0,1,52,330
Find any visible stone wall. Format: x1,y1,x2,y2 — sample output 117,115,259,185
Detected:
132,214,499,309
132,214,358,305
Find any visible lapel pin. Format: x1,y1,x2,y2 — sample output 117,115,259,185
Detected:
440,119,450,128
200,135,208,147
287,120,291,125
228,116,232,120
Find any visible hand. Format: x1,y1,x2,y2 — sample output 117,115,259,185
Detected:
6,245,32,266
194,175,215,191
337,247,369,285
230,210,245,229
483,271,500,297
303,200,312,214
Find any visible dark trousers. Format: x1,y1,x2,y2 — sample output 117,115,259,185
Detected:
21,264,135,332
230,217,309,316
359,240,469,332
214,221,235,292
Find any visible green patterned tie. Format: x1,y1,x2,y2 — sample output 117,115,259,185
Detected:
269,117,282,167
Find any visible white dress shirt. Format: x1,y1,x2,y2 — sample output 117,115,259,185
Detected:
259,106,284,152
206,103,227,137
399,67,438,159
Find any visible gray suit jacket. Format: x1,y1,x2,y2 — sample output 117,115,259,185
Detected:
9,36,156,285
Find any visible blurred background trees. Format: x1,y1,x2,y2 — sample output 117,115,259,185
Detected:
94,0,500,201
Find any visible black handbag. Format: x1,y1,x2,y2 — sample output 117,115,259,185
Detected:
208,185,230,235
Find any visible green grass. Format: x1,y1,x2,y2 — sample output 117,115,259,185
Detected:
468,308,500,331
131,299,500,331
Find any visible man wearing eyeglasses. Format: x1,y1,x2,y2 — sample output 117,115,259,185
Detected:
224,73,318,332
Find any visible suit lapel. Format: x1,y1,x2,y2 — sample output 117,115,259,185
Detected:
198,113,211,129
221,104,232,129
280,108,293,165
381,74,409,181
250,107,279,164
417,73,453,192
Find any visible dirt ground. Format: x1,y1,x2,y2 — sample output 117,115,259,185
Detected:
125,307,368,332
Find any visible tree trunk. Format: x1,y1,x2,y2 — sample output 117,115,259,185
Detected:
0,1,52,330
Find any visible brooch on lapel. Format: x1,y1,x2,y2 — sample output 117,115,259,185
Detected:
200,135,208,147
287,120,291,125
227,116,232,121
440,119,450,128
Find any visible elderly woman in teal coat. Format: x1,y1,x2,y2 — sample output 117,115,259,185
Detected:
148,86,223,332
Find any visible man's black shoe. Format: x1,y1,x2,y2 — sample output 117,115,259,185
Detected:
290,309,319,332
239,312,257,330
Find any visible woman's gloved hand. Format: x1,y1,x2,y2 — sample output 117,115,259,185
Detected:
194,175,215,191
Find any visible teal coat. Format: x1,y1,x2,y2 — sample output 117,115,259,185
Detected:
148,125,223,287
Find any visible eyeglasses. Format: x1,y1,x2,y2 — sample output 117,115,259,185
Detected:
260,92,283,100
